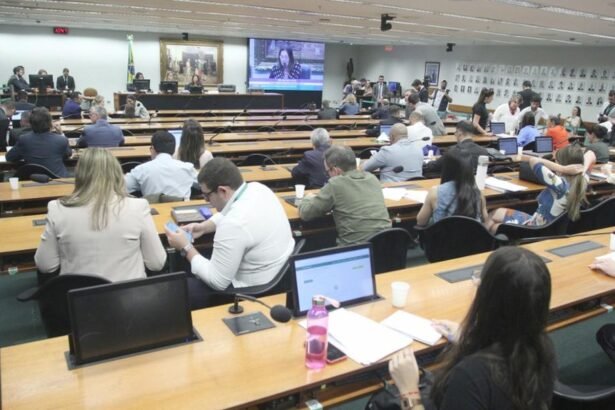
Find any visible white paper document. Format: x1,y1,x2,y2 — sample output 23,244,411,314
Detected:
299,308,412,365
381,311,442,346
485,176,528,192
404,190,428,204
382,188,428,203
0,155,5,163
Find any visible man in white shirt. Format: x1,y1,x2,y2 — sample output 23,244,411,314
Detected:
407,111,433,148
125,130,197,200
492,95,522,134
597,90,615,123
519,95,548,127
406,93,446,136
165,158,294,309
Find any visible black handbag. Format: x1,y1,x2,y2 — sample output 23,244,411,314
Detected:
365,368,435,410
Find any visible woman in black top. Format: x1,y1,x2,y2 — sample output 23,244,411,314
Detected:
389,246,555,410
472,87,494,135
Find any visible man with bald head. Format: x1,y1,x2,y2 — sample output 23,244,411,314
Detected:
362,123,423,182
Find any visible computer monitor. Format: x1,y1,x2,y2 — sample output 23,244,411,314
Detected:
67,272,196,366
29,74,53,91
289,243,378,317
169,129,182,148
159,81,178,94
188,85,203,94
388,81,401,97
132,79,150,92
11,110,25,128
497,137,518,155
535,136,553,153
490,122,506,135
379,124,393,136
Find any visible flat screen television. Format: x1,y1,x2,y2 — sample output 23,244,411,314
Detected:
29,74,53,91
248,38,325,91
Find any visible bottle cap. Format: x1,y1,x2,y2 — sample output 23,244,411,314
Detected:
312,295,326,306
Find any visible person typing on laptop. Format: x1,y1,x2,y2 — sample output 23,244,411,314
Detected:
516,112,541,148
544,115,569,151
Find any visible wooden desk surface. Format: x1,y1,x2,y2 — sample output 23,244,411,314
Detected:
2,230,614,409
59,114,372,125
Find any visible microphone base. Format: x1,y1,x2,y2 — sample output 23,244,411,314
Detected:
228,304,244,314
222,312,275,336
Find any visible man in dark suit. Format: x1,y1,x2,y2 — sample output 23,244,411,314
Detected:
0,100,16,151
77,106,124,148
517,80,540,110
317,100,339,120
366,104,404,138
372,75,391,104
8,110,32,147
56,68,76,91
291,128,331,188
14,90,36,111
7,65,29,92
6,107,72,177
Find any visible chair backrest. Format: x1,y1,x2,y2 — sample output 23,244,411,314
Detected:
365,228,412,274
415,216,498,263
496,212,569,243
17,274,110,337
295,124,314,131
596,323,615,365
120,161,142,174
14,164,60,180
567,197,615,234
240,153,276,166
358,147,380,159
144,193,184,204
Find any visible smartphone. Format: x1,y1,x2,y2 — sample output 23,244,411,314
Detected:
165,221,193,242
326,343,347,364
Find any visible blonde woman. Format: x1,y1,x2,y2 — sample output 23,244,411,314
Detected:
339,93,360,115
35,148,166,281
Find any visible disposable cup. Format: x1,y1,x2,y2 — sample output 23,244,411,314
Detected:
391,281,410,308
295,184,305,199
9,177,19,190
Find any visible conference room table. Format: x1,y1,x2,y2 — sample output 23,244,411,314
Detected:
2,229,614,409
58,114,373,125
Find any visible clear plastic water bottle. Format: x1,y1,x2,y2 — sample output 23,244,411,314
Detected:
305,295,328,369
475,155,489,190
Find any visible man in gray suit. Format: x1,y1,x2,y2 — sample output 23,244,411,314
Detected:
77,106,124,148
372,75,391,104
406,93,446,136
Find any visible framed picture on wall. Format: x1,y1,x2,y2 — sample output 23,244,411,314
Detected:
425,62,440,86
160,39,223,86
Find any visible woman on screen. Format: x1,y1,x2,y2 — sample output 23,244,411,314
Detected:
269,48,302,80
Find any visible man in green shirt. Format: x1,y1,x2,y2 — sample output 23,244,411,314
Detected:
298,145,391,245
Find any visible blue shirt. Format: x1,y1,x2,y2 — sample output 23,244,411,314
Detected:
517,125,541,147
62,100,82,119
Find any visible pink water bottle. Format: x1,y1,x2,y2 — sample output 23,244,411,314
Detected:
305,295,328,369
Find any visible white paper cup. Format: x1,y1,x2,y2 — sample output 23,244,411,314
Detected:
9,177,19,190
517,147,523,156
499,149,506,156
356,158,361,168
295,184,305,199
391,281,410,308
610,232,615,251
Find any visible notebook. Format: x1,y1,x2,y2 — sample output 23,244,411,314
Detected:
289,243,378,317
490,121,506,136
524,136,553,157
497,137,518,155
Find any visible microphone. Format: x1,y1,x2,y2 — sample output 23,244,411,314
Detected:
231,99,254,123
30,174,73,184
208,126,229,145
229,293,292,323
393,165,404,173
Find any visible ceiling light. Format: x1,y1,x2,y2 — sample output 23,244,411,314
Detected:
440,13,491,22
494,0,540,7
539,6,598,19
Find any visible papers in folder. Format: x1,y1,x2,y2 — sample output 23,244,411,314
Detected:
485,176,528,192
299,308,412,365
0,155,5,163
382,187,428,203
381,311,442,346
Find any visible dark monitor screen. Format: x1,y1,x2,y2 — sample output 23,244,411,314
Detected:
133,79,150,91
29,75,53,90
67,272,195,366
188,85,203,94
159,81,178,93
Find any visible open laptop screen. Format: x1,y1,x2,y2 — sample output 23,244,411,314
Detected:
169,129,182,148
290,244,377,316
535,136,553,153
498,137,518,155
490,122,505,135
379,124,392,136
67,272,195,366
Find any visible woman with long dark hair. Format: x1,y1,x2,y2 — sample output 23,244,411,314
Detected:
390,247,555,410
416,153,488,225
174,119,213,170
472,87,494,135
269,48,302,79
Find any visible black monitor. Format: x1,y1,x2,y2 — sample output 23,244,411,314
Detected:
159,81,178,94
66,272,197,366
388,81,401,97
29,74,53,91
133,79,150,92
188,85,204,94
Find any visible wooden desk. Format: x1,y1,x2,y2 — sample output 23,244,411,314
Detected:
114,92,285,111
2,231,615,409
59,114,371,125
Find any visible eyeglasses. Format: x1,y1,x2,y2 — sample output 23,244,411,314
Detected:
202,188,217,201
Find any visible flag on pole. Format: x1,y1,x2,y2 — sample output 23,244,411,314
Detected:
127,34,135,84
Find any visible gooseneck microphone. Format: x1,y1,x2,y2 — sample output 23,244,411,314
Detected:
229,293,292,323
30,174,74,184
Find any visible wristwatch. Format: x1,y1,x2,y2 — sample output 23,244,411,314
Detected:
180,243,194,257
401,392,423,409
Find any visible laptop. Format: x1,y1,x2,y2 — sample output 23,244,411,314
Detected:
11,110,25,128
524,136,553,157
289,243,379,317
66,272,198,367
379,124,392,136
497,137,518,155
490,121,507,137
169,129,182,147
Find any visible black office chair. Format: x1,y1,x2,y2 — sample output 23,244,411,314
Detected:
524,141,536,152
16,274,111,337
334,125,351,130
496,212,569,244
120,161,142,174
14,164,60,180
257,126,276,132
357,147,380,159
567,197,615,234
596,324,615,365
239,153,277,167
406,176,426,181
295,124,314,131
365,228,412,274
211,126,232,134
414,216,504,263
122,128,135,136
553,380,615,409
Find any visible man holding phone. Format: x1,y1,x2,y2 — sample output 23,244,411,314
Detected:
165,158,294,310
430,80,453,119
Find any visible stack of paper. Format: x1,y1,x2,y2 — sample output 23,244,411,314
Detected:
381,311,442,346
485,176,528,192
382,187,407,201
404,190,428,204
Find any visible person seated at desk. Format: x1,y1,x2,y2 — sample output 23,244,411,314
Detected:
124,94,150,120
291,127,331,189
8,110,31,147
61,91,82,119
545,115,569,151
125,130,197,201
492,94,521,134
77,106,124,148
127,72,150,92
519,95,548,127
406,93,447,137
164,158,294,309
317,100,339,120
14,90,36,111
389,247,555,410
516,111,541,148
417,153,488,226
338,94,360,115
298,145,391,245
407,111,433,150
564,105,584,132
174,119,213,170
34,148,167,281
184,74,203,92
488,145,585,233
583,124,610,166
0,100,16,151
6,107,72,177
370,99,391,120
365,104,405,138
56,67,75,91
7,65,29,92
362,123,423,182
424,121,489,175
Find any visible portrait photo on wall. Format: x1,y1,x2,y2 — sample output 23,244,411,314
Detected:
160,39,223,86
424,62,440,86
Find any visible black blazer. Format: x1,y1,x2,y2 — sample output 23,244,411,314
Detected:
56,75,75,91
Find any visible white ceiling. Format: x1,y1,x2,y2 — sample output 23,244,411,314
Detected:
2,0,615,46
